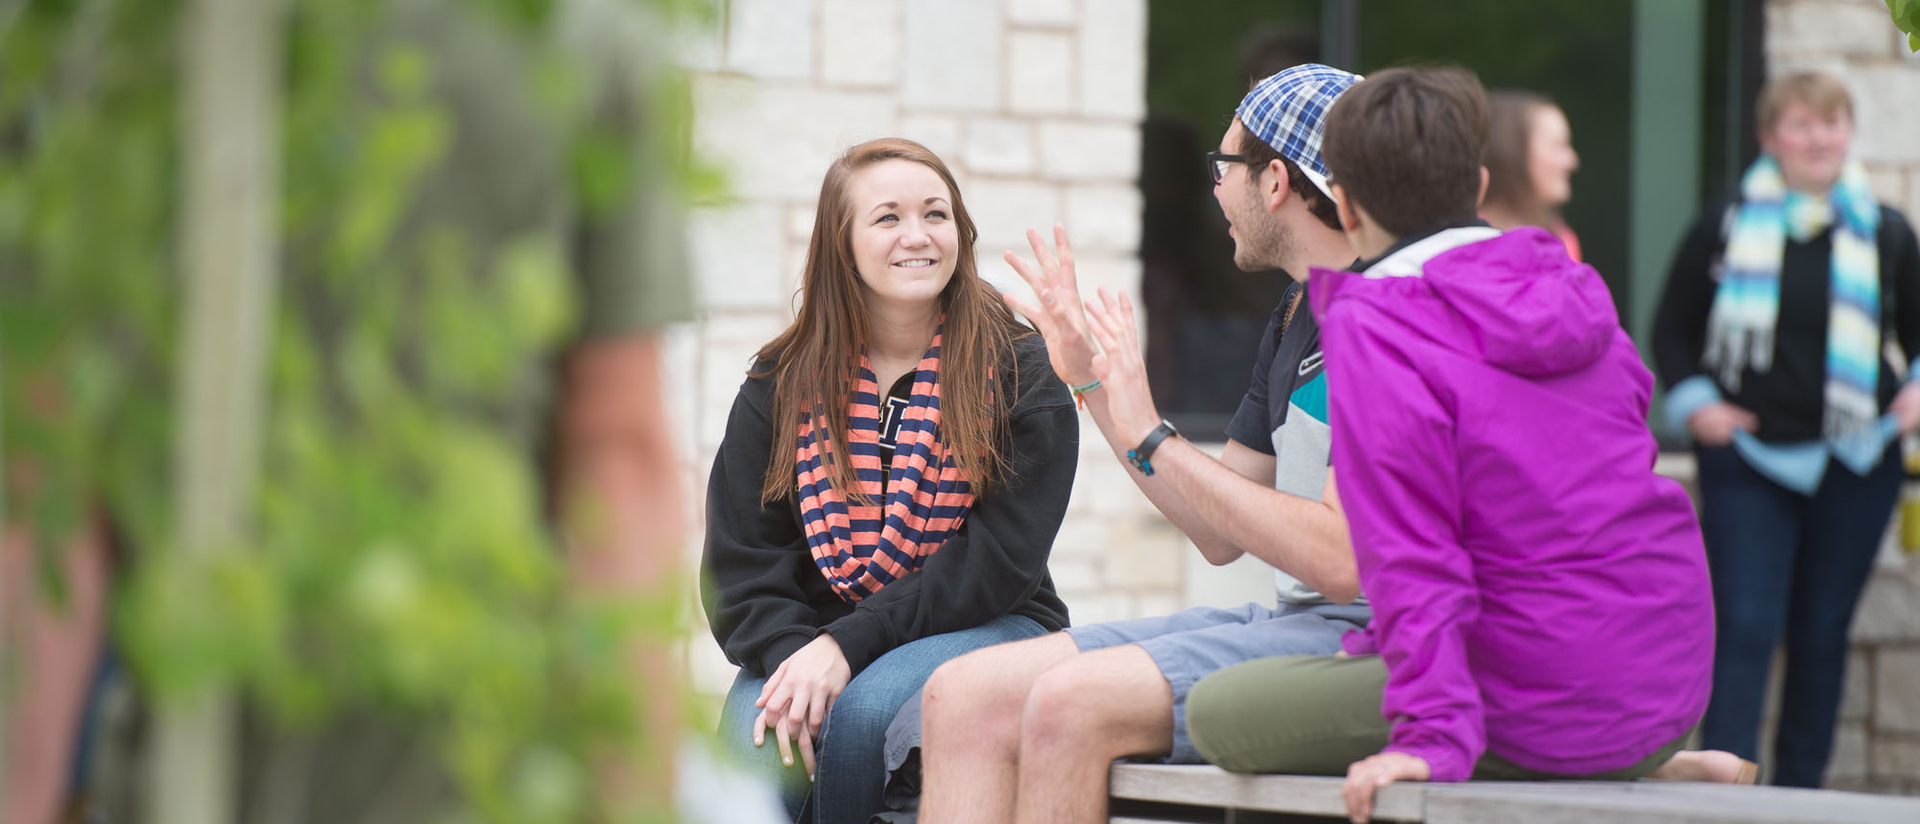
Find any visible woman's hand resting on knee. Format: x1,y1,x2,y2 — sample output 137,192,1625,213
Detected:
754,633,851,778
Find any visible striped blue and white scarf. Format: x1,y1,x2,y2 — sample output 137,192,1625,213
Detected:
1704,154,1882,440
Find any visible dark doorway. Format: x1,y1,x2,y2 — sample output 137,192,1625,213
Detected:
1142,0,1760,442
1143,0,1320,441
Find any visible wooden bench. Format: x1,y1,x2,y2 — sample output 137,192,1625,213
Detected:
1108,763,1920,823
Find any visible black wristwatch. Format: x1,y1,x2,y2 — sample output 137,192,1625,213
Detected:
1127,420,1181,477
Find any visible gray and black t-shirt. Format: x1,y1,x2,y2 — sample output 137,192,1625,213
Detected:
1226,281,1361,607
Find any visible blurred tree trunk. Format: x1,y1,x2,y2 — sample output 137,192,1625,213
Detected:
147,0,285,823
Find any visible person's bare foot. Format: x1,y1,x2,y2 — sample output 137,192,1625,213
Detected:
1648,750,1758,784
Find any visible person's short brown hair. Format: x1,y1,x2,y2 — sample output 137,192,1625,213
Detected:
1321,66,1489,237
1756,71,1853,132
1236,126,1343,232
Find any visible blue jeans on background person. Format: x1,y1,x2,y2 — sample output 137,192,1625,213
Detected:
1695,443,1903,788
719,613,1046,824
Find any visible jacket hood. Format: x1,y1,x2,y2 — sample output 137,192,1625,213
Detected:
1314,226,1619,379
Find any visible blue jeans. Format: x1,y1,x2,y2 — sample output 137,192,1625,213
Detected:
718,614,1046,823
1695,444,1902,787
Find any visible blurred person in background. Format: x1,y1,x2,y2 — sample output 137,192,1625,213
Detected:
1479,90,1583,261
700,138,1076,824
243,2,781,819
1653,70,1920,787
1,0,787,820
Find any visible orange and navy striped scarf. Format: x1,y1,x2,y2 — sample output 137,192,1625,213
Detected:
797,331,975,603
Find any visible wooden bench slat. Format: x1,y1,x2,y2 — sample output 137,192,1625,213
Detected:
1425,779,1920,824
1109,765,1424,821
1110,764,1920,824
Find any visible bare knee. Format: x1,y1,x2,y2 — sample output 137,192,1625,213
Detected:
923,656,985,727
1020,653,1170,761
1022,663,1097,743
925,644,1036,743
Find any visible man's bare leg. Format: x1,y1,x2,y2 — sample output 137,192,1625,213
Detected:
1013,645,1175,824
920,632,1082,824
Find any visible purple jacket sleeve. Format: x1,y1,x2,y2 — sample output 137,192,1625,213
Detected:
1321,299,1484,783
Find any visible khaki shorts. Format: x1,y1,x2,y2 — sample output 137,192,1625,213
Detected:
1067,602,1369,763
1186,654,1689,780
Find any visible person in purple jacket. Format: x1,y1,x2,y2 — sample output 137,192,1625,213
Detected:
1168,66,1754,823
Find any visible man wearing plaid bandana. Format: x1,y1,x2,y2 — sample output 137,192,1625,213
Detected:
916,65,1371,824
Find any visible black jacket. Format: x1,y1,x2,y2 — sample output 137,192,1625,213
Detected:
1652,200,1920,441
700,332,1075,677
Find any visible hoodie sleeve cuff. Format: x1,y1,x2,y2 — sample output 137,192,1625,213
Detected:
822,609,891,676
756,631,816,679
1664,375,1723,433
1341,628,1377,656
1384,743,1472,784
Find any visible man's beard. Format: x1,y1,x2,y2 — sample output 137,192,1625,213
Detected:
1232,187,1295,272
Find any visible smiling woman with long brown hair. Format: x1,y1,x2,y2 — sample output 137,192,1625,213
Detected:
701,137,1076,823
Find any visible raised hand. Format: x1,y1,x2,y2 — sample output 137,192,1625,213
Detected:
1082,286,1164,448
1001,224,1100,387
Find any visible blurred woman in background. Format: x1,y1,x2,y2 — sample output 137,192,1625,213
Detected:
1481,90,1583,261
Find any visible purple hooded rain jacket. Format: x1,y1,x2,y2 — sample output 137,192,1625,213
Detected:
1310,225,1714,783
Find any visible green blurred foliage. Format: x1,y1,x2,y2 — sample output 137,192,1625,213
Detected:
1,0,181,588
1890,0,1920,52
1,0,714,821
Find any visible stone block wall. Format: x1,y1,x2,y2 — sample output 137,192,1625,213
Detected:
1833,543,1920,793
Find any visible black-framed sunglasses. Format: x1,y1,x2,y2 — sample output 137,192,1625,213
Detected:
1205,151,1247,184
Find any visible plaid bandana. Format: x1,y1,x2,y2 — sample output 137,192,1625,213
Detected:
1235,63,1362,200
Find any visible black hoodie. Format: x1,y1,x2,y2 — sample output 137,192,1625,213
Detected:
700,333,1075,677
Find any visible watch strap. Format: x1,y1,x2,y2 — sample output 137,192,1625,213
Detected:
1127,420,1180,476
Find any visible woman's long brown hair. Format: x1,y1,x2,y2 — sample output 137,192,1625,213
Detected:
755,138,1029,505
